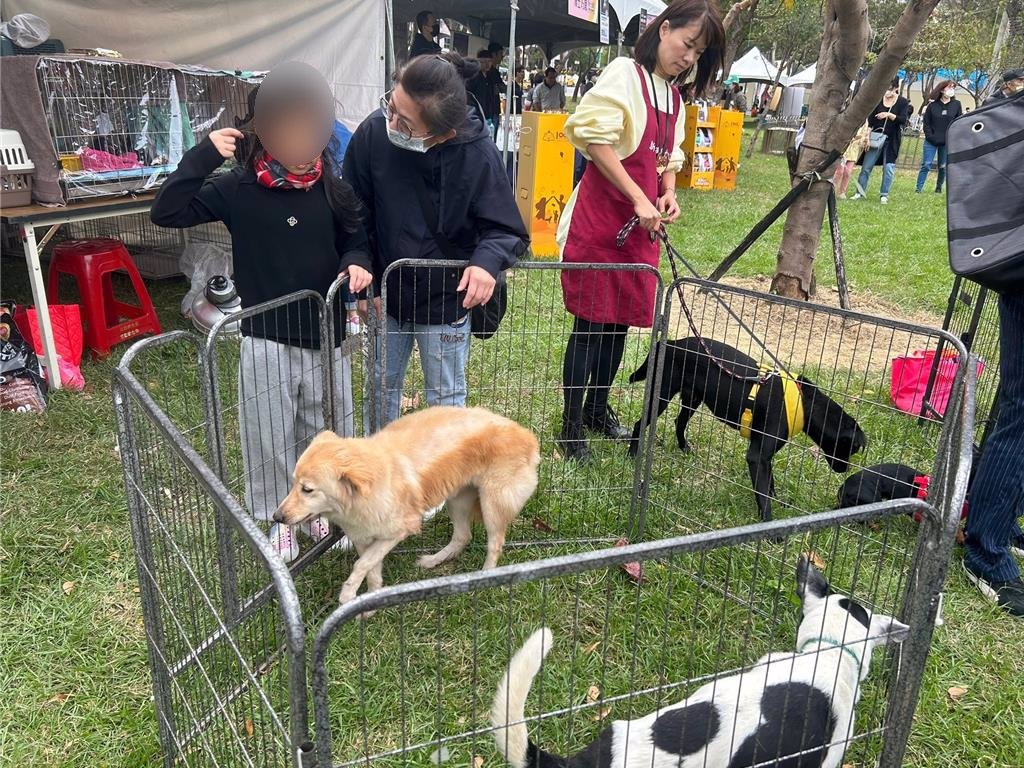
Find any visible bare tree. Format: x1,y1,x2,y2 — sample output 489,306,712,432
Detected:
770,0,942,299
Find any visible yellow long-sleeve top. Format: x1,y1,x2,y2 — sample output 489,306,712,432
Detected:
556,57,688,254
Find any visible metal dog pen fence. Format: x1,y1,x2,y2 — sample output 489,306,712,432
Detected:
113,263,975,767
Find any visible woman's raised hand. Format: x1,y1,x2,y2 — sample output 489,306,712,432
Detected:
633,197,663,232
209,128,245,159
657,190,681,223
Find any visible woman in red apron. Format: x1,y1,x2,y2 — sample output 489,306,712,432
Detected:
556,0,724,461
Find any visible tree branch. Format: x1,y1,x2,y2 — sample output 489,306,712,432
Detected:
723,0,760,31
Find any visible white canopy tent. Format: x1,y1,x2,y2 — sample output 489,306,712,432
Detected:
785,62,817,87
728,46,780,83
1,0,387,129
608,0,667,27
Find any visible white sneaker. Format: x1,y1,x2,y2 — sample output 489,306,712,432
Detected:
269,523,300,563
850,193,864,201
302,516,332,542
423,504,444,524
880,196,889,204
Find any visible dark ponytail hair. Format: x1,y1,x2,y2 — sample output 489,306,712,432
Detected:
234,84,362,234
633,0,725,97
398,51,480,135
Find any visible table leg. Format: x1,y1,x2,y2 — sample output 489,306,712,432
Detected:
21,224,63,390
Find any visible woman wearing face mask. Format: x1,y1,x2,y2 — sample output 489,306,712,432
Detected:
553,0,724,462
916,80,962,194
343,52,528,427
851,78,911,204
152,63,372,562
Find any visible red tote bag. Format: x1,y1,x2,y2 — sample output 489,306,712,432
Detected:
891,350,982,418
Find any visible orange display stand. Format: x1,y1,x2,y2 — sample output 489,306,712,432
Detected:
714,109,744,191
516,111,575,259
678,104,719,191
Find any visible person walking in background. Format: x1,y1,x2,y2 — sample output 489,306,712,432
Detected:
916,80,962,193
529,67,566,112
409,10,442,59
555,0,724,461
834,121,870,198
851,77,911,204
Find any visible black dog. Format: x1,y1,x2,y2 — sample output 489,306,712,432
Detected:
837,463,921,509
629,337,867,521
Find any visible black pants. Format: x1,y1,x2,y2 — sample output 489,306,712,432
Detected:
562,316,628,422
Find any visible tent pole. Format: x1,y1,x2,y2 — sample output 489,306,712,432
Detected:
617,30,623,58
502,2,518,167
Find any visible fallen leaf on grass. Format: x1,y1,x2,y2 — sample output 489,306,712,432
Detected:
583,640,601,655
947,686,968,703
45,693,71,706
801,551,827,570
614,538,644,583
955,528,966,545
473,755,484,768
591,706,611,722
585,685,600,703
429,746,450,765
62,580,76,595
244,718,255,737
532,517,555,533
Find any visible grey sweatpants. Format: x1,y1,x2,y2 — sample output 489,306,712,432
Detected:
238,337,354,521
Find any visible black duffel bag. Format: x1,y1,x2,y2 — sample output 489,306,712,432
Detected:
947,90,1024,292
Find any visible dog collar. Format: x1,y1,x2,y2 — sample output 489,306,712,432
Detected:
739,368,805,440
798,636,862,670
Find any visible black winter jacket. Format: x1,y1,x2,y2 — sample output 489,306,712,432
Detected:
151,138,371,348
922,98,963,146
867,95,912,164
343,106,528,326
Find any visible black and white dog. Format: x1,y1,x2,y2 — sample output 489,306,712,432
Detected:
491,557,908,768
628,338,867,521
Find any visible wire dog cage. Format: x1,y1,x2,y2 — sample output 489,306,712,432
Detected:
113,265,975,768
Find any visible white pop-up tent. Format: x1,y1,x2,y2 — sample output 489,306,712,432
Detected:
728,46,780,83
785,62,817,87
1,0,387,128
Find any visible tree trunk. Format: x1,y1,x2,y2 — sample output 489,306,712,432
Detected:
771,0,942,300
718,0,759,97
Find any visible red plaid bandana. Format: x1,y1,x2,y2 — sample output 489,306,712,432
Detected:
253,151,322,190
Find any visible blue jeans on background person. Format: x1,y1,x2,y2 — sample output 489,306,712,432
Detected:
377,313,472,425
965,292,1024,584
916,140,948,192
856,143,896,198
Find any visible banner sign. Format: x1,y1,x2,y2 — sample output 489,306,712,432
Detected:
568,0,599,23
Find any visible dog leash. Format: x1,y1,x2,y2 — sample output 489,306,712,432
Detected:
616,216,792,383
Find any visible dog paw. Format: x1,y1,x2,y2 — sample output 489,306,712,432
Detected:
416,554,439,569
358,609,377,620
338,588,357,605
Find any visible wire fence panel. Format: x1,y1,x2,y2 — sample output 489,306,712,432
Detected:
640,278,969,540
377,260,665,553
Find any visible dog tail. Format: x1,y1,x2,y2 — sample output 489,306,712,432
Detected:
628,354,650,383
491,627,557,768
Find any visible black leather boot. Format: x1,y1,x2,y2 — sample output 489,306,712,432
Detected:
557,419,592,462
582,401,631,441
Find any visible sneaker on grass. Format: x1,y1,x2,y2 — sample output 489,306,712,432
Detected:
962,559,1024,618
1010,534,1024,559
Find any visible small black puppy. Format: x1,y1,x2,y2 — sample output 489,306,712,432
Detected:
629,337,867,521
837,463,921,509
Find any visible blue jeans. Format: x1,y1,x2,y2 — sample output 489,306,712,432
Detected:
965,293,1024,583
377,313,471,426
856,144,896,197
916,140,947,192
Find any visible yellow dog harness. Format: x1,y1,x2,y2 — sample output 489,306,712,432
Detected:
739,368,805,440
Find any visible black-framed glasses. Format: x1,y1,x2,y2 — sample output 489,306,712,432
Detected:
379,91,430,141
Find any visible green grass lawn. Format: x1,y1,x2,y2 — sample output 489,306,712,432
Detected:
1,145,1021,768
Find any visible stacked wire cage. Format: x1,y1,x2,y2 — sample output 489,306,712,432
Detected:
114,264,975,768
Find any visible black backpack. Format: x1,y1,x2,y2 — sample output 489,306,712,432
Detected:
946,90,1024,293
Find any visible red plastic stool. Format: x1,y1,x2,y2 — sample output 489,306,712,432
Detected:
47,238,162,357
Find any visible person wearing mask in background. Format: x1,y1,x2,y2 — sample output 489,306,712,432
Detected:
530,67,566,112
555,0,725,461
467,49,500,134
409,10,441,59
984,67,1024,104
730,82,747,113
851,77,911,204
343,52,528,426
916,80,962,194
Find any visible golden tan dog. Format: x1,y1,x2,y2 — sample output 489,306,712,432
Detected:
275,406,540,605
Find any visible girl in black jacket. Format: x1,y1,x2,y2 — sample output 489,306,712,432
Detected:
852,78,912,203
152,63,373,563
916,80,962,193
343,52,528,427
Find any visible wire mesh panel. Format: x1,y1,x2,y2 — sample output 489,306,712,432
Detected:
639,278,969,539
114,334,314,768
377,260,664,554
36,57,255,200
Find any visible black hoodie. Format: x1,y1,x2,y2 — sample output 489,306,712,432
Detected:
343,105,528,325
922,97,963,146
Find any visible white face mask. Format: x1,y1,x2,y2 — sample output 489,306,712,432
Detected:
385,121,433,153
943,88,956,98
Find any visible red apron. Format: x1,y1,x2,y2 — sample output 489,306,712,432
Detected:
561,63,680,329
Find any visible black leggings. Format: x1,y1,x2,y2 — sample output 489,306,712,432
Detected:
562,316,628,420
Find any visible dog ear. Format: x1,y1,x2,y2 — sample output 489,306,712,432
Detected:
796,556,830,604
868,614,910,645
338,458,374,498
